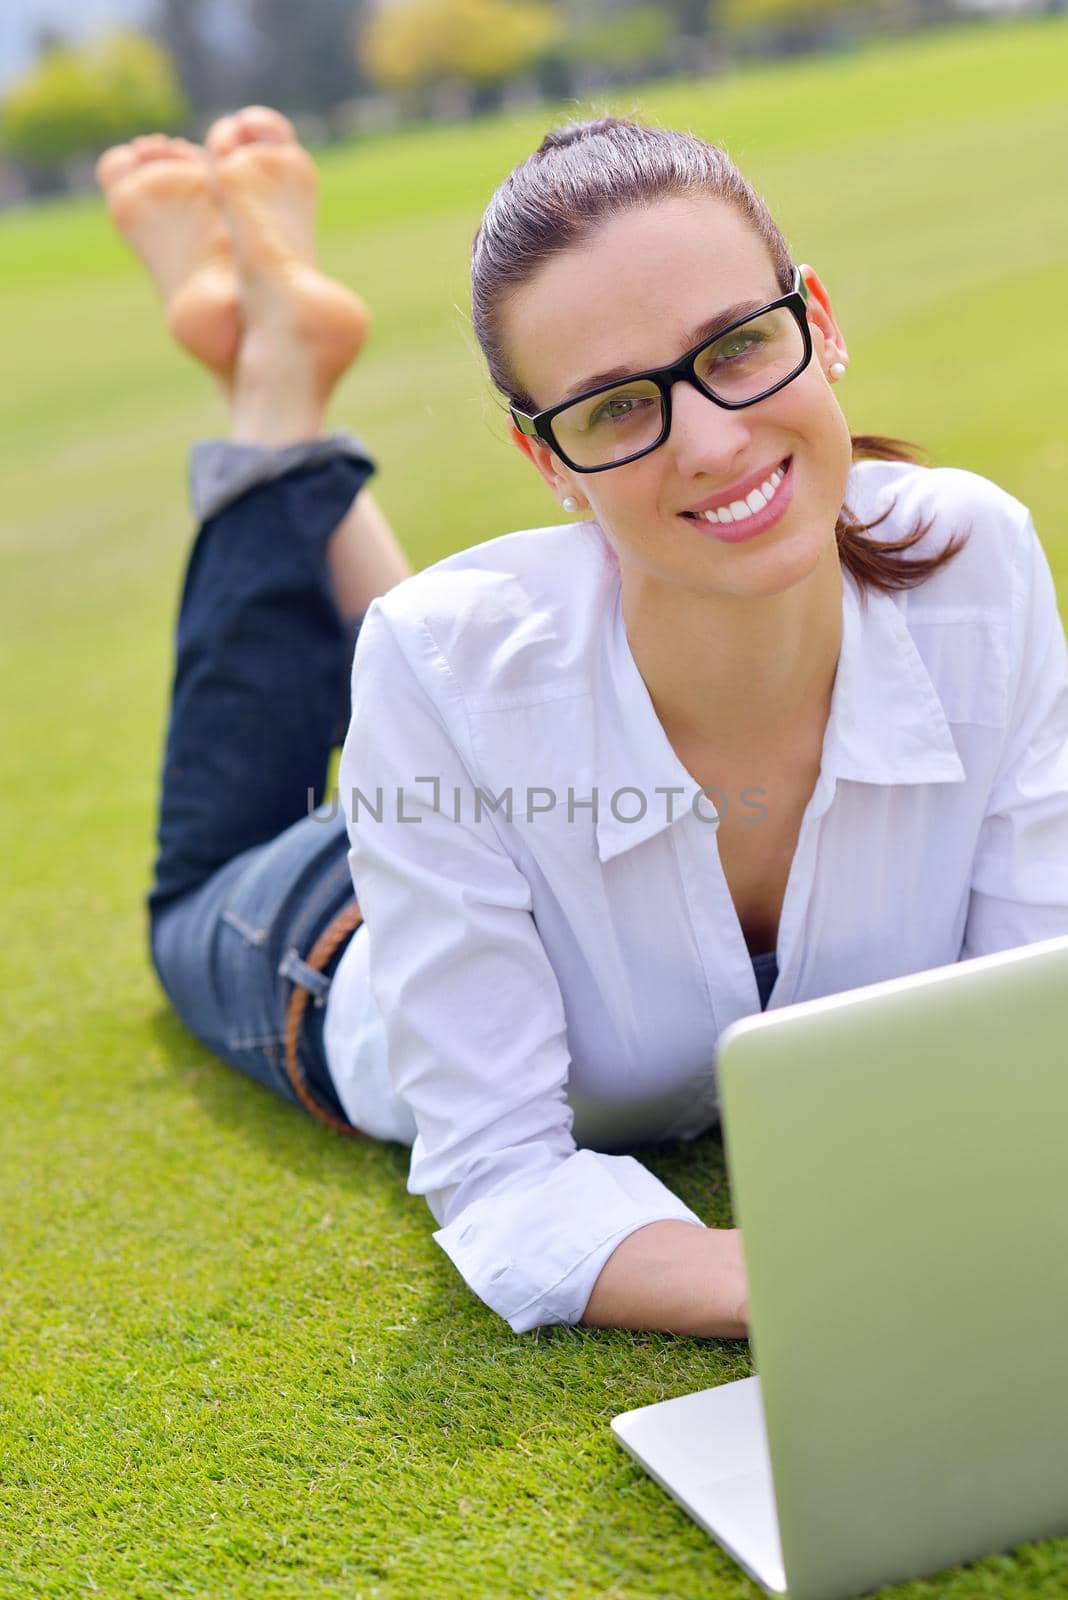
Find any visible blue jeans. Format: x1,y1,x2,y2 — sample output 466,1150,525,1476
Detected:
149,454,374,1127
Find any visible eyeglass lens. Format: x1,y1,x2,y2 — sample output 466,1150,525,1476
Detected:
550,304,806,469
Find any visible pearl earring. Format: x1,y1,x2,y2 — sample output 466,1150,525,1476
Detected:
562,495,579,513
829,362,847,381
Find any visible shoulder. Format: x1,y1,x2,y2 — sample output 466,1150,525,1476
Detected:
356,519,617,702
846,458,1034,612
847,460,1050,730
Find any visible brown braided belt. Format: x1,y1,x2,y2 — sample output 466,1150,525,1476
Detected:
282,898,366,1138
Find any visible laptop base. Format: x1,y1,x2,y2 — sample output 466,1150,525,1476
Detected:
612,1375,786,1595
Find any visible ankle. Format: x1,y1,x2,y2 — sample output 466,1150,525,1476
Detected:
229,340,331,445
230,403,328,447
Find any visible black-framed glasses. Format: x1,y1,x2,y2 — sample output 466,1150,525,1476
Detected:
510,266,812,474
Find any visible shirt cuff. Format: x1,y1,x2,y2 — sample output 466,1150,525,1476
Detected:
189,431,375,524
432,1149,706,1334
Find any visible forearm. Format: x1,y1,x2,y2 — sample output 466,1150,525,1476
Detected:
327,487,412,618
580,1221,749,1339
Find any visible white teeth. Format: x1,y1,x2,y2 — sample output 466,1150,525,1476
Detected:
692,462,788,526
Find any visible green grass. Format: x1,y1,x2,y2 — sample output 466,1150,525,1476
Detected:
2,15,1068,1598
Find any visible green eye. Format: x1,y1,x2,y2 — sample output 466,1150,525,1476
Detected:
718,331,761,360
588,392,654,428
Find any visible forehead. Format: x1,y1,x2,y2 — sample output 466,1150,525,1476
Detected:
501,194,782,411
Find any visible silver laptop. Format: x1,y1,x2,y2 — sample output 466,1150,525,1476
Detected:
612,934,1068,1600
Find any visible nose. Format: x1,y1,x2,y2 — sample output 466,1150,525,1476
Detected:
667,377,753,479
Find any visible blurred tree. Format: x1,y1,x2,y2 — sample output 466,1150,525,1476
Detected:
99,32,190,135
363,0,562,101
661,0,715,37
570,4,675,72
153,0,226,114
2,46,110,171
2,31,188,175
717,0,846,28
32,22,70,58
247,0,369,112
539,0,713,96
152,0,369,121
714,0,887,53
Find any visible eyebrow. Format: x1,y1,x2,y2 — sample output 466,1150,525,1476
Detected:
557,297,768,403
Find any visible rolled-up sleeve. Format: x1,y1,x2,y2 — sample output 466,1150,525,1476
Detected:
962,517,1068,958
339,602,703,1333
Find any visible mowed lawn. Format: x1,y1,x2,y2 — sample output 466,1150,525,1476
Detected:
2,17,1068,1600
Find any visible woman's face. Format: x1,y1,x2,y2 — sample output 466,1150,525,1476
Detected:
503,194,852,603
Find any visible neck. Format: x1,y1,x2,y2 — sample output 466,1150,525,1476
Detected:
620,548,844,761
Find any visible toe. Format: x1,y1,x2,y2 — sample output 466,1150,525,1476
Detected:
131,134,174,158
206,107,296,161
123,134,208,170
213,138,318,214
95,144,138,190
230,105,298,147
99,135,209,200
205,113,242,160
164,137,206,163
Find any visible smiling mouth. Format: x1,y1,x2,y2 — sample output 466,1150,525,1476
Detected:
681,458,791,527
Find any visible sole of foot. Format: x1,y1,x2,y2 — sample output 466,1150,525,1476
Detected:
206,106,371,389
95,134,240,382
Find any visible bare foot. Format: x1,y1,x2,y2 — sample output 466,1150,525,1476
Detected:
95,135,240,383
206,107,371,444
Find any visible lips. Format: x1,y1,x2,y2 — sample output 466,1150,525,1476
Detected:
680,457,792,523
682,455,796,544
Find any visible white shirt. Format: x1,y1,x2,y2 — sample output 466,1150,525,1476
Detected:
324,461,1068,1333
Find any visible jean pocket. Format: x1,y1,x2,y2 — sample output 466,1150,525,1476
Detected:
218,814,350,955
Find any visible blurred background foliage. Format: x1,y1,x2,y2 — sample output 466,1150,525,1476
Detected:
2,30,186,185
362,0,563,98
1,0,1062,202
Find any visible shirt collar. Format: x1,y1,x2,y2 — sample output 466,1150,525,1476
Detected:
824,568,965,788
593,561,965,864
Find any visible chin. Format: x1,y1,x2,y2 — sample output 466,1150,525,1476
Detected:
737,538,831,598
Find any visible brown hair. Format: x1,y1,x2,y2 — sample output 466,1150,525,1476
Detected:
471,117,967,596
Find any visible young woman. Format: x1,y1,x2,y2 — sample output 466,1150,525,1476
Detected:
97,109,1068,1342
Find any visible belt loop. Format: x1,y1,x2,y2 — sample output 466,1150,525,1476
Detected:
279,947,332,1004
282,900,366,1138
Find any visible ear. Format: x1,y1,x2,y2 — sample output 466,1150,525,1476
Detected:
798,264,849,375
509,423,585,510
